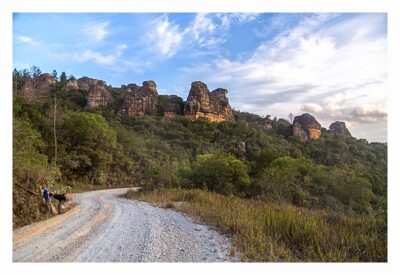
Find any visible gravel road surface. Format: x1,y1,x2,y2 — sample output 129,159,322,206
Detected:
13,188,238,262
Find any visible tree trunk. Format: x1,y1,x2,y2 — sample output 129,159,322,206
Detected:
53,96,58,165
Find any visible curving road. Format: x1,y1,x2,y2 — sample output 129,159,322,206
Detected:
13,188,238,262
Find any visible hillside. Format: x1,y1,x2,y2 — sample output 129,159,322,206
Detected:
12,68,387,260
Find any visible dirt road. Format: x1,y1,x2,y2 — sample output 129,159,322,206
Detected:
13,188,238,262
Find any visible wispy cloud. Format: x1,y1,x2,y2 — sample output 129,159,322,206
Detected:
84,21,110,43
146,13,259,59
147,16,183,58
16,35,39,45
76,44,127,65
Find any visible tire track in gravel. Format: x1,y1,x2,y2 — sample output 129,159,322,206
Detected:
13,188,239,262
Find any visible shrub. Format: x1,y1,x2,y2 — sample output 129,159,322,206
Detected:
191,153,250,196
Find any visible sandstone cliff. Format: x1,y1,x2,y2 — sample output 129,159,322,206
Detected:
77,77,100,91
183,81,234,122
293,113,321,141
20,73,55,101
329,121,352,138
66,78,79,91
87,82,113,109
118,81,159,116
161,95,184,118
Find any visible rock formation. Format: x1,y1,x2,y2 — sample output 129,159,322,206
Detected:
66,78,79,91
261,115,273,131
183,81,234,122
77,77,100,91
329,121,352,138
161,95,184,118
235,141,247,159
118,81,159,116
86,82,113,109
20,73,55,101
293,113,321,141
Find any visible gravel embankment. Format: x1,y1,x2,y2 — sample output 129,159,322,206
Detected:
13,188,239,262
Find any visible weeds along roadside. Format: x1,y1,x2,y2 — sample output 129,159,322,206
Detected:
124,188,387,262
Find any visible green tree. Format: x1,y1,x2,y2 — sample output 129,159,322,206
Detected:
191,153,250,196
51,70,58,81
258,156,313,206
60,111,130,184
60,72,67,86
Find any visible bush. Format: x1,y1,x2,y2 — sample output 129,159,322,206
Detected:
191,153,250,196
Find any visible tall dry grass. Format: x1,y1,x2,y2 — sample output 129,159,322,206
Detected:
125,188,386,262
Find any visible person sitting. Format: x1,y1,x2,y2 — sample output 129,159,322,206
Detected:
49,192,67,214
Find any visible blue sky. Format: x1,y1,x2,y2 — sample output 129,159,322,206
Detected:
13,13,387,141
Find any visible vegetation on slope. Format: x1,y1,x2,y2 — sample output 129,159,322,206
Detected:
13,68,387,262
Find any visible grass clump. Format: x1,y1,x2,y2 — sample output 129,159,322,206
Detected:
125,188,386,262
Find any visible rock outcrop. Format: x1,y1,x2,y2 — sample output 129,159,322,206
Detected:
87,82,113,109
293,113,321,141
20,73,55,101
162,95,184,118
235,141,247,159
118,81,159,116
36,73,55,93
184,81,234,122
261,115,273,131
329,121,352,138
77,77,100,91
66,78,79,91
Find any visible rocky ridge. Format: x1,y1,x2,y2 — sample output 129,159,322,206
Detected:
118,81,159,116
14,72,353,141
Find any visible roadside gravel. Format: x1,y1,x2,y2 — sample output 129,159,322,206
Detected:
13,188,239,262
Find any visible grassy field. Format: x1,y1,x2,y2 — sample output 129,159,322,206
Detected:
124,188,387,262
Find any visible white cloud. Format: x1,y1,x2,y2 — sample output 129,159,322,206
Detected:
85,21,110,43
146,13,259,59
146,16,183,58
302,103,323,113
76,44,127,65
17,35,38,45
179,14,387,141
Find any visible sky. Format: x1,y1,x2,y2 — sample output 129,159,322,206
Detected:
13,13,387,142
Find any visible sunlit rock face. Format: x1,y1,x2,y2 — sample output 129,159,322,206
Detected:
77,77,100,91
87,82,113,109
118,81,159,116
293,113,321,141
66,78,79,91
184,81,234,122
19,73,56,102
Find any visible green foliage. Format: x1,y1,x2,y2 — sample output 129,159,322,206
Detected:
191,153,250,196
13,116,61,228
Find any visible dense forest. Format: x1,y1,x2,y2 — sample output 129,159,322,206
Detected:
12,67,387,245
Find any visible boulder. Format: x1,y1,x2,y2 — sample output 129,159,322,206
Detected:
293,113,321,141
329,121,352,138
235,141,247,159
184,81,234,122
